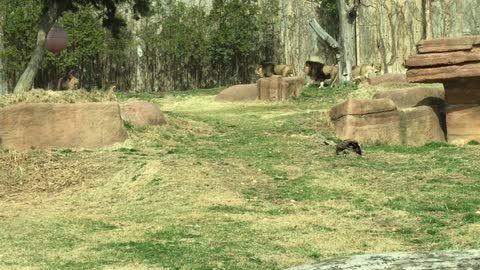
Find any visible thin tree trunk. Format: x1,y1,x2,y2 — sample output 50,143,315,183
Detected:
0,10,8,95
422,0,432,40
336,0,354,83
13,1,65,93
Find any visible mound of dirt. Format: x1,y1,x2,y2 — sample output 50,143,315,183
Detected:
215,84,258,102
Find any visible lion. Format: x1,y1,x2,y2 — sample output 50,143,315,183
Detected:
304,61,338,88
256,62,295,78
57,70,79,90
352,64,381,82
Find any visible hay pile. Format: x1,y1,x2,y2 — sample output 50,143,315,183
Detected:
0,89,117,108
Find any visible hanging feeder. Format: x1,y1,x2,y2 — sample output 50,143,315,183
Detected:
46,25,68,54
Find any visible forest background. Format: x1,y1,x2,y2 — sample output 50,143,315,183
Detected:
0,0,479,93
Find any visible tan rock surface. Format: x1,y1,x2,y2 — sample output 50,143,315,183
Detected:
120,100,167,127
373,86,445,108
256,76,303,101
215,84,258,102
329,98,397,120
399,106,446,145
0,102,127,149
446,104,480,144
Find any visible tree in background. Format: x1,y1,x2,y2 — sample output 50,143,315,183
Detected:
12,0,150,93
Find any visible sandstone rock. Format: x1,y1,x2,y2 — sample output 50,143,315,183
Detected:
406,48,480,68
330,99,446,145
443,78,480,104
257,76,303,101
331,110,401,144
329,98,397,120
0,102,127,149
373,86,445,108
367,73,407,85
120,100,167,128
446,104,480,144
416,36,480,53
215,84,257,102
399,106,446,145
407,62,480,83
330,99,401,144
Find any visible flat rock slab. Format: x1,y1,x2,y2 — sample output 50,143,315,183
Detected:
373,86,445,108
286,250,480,270
407,62,480,83
215,84,258,102
416,35,480,53
330,98,397,120
0,102,127,149
120,100,167,128
257,76,303,101
406,47,480,68
367,73,407,85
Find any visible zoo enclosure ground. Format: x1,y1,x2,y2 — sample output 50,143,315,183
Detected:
0,85,479,269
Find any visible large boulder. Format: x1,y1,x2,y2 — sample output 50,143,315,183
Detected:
215,84,258,102
398,106,446,145
120,100,167,128
373,86,445,108
257,76,303,101
330,99,446,145
0,102,127,149
330,99,401,144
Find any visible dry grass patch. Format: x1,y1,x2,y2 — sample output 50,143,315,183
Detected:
0,89,117,107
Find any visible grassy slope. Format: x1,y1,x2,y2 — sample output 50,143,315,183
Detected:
0,86,479,269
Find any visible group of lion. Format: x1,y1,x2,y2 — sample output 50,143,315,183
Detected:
255,60,380,87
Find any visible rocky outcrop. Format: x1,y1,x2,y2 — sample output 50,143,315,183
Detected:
0,102,127,149
330,87,447,145
120,100,167,127
257,76,304,101
373,86,444,108
406,35,480,144
330,98,401,144
215,84,258,102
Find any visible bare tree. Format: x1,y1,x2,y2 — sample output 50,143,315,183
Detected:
309,0,361,83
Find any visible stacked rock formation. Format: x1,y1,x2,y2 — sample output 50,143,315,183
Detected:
406,36,480,144
257,75,304,101
330,86,446,145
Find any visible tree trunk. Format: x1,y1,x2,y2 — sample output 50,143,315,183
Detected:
13,1,65,93
423,0,432,40
0,26,8,96
336,0,354,83
0,10,8,95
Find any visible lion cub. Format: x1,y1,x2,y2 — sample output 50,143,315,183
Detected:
256,62,295,78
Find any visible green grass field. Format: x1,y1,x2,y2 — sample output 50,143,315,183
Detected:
0,86,479,269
